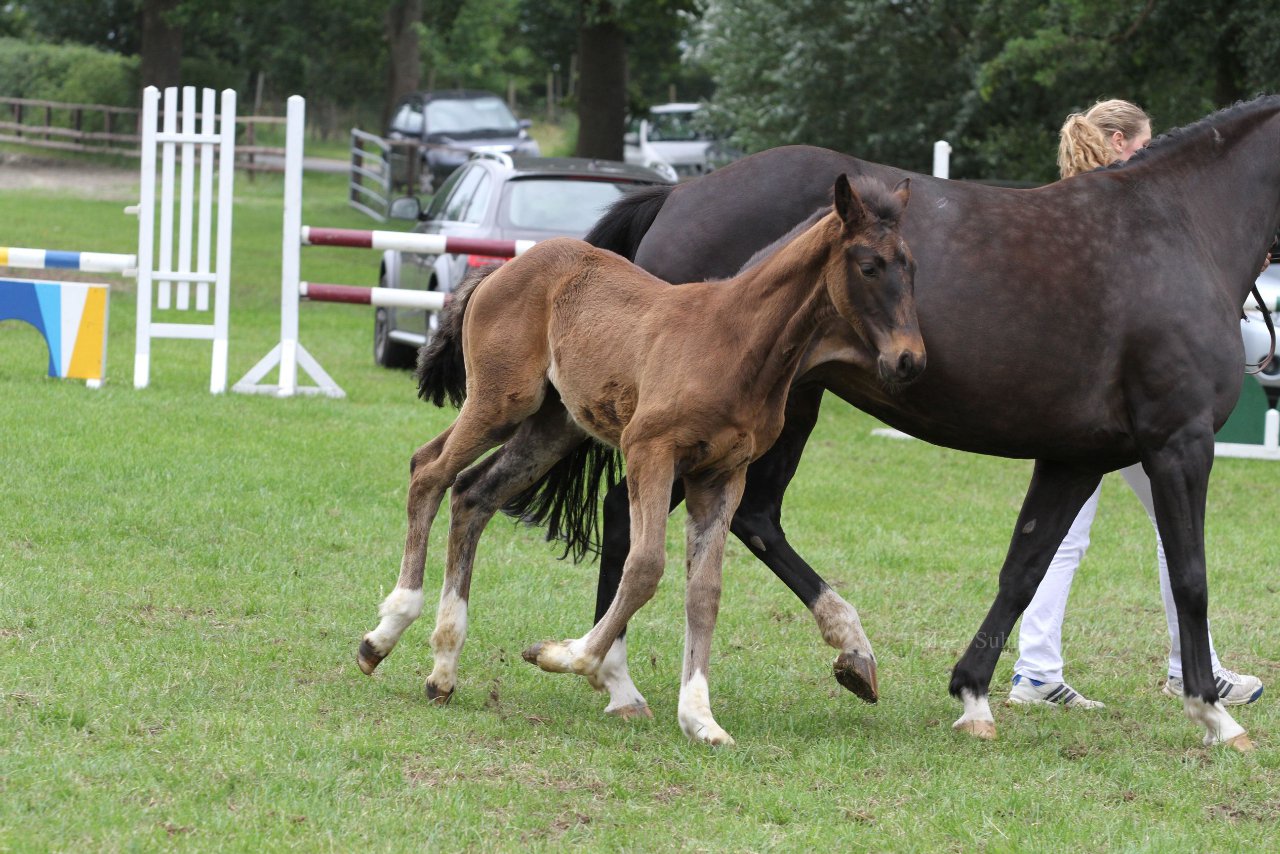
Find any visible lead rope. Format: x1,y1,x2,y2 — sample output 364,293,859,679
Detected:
1245,282,1276,375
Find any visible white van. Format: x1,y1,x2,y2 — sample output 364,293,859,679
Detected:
624,103,726,181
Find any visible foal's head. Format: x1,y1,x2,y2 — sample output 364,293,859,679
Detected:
822,174,925,386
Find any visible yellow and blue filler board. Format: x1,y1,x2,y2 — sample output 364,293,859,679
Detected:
0,277,109,382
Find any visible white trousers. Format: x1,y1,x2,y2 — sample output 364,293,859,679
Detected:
1013,463,1221,683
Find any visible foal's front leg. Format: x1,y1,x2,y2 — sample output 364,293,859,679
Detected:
677,468,748,746
523,445,674,693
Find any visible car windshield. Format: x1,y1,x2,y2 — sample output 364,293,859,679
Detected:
504,178,641,234
426,97,519,138
647,111,710,142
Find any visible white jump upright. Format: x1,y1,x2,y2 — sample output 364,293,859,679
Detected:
132,85,236,393
235,95,345,399
234,95,532,400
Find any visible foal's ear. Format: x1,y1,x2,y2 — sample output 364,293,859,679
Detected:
834,174,870,230
892,177,911,214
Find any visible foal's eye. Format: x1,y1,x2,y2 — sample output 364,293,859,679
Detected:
860,263,878,277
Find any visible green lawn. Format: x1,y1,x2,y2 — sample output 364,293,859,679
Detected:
2,168,1280,850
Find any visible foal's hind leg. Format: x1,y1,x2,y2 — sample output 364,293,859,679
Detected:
524,443,674,689
677,467,748,746
423,401,588,703
358,391,543,676
950,460,1099,740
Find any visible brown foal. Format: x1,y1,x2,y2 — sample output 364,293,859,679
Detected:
357,174,923,745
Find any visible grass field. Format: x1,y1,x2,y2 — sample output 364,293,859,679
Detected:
2,166,1280,851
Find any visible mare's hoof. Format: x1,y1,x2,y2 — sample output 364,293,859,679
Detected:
357,637,386,675
425,681,453,705
953,719,996,740
833,651,879,703
1225,733,1255,753
605,702,653,720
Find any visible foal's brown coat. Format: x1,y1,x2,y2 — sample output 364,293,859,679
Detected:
358,175,921,745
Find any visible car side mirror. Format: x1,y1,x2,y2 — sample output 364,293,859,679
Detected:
624,131,639,147
388,196,422,221
518,118,532,130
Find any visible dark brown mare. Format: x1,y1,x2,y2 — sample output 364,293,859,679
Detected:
497,96,1280,750
356,176,923,744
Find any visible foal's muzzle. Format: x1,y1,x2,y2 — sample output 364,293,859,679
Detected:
877,347,926,386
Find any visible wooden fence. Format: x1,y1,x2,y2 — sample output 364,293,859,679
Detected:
0,96,287,172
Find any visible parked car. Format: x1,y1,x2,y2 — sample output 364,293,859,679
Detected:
386,90,541,192
374,153,672,367
624,102,738,181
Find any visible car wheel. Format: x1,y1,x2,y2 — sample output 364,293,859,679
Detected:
373,289,416,369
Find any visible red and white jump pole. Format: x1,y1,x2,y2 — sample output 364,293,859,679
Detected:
233,95,532,398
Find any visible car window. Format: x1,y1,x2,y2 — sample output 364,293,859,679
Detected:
648,111,709,142
423,167,466,220
425,96,519,137
440,167,486,223
459,171,492,224
390,101,424,136
504,179,642,234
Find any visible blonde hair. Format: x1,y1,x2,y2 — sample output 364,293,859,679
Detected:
1056,99,1151,178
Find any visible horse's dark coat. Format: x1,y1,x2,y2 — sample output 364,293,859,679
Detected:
576,96,1280,724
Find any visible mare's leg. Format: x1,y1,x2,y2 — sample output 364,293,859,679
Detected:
358,390,543,676
592,385,879,703
424,399,588,703
524,444,674,687
728,385,877,701
677,467,748,746
950,460,1100,740
1142,426,1251,750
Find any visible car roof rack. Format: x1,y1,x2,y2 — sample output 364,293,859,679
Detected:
470,150,514,169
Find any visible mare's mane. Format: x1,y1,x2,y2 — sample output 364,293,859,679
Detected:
1108,93,1280,172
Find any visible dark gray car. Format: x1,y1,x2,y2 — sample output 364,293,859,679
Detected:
374,153,672,367
387,90,541,192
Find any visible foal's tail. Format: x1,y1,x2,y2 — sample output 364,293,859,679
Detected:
583,183,673,260
416,265,498,407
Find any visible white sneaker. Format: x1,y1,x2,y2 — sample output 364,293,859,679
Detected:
1162,668,1264,706
1007,673,1105,709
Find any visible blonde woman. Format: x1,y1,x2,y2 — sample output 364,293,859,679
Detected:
1009,99,1265,709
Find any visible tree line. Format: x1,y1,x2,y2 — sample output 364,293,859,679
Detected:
2,0,1278,182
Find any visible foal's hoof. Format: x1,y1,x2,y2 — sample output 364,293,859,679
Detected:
357,637,386,676
521,640,575,674
605,702,653,720
953,719,997,740
833,651,879,703
1224,733,1255,753
425,681,454,706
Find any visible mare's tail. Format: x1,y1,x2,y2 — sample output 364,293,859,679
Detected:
416,265,498,407
495,186,672,562
583,183,673,260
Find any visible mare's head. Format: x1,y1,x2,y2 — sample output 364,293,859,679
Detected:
825,174,924,386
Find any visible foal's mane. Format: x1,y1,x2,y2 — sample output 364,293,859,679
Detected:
738,176,904,273
1108,93,1280,172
